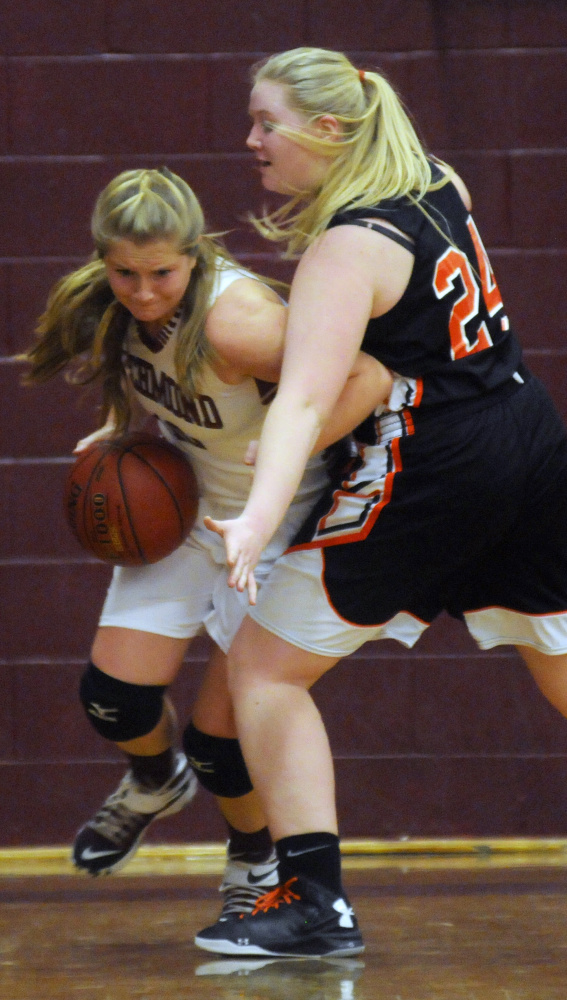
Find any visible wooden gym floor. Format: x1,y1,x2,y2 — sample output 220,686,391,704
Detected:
1,840,567,1000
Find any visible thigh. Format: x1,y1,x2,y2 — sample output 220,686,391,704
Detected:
91,626,191,685
229,615,340,692
516,645,567,714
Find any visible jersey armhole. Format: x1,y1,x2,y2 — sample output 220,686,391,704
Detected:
335,219,416,255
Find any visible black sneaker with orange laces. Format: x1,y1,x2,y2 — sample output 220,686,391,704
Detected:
194,875,364,958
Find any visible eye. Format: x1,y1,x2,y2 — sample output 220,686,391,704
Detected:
261,119,276,133
116,268,133,277
155,268,172,277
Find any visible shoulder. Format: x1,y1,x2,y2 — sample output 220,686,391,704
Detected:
208,276,283,335
293,222,414,322
303,218,414,287
205,277,286,381
435,162,472,211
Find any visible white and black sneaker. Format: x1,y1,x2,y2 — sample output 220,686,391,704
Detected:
217,850,279,917
195,874,364,958
73,751,197,875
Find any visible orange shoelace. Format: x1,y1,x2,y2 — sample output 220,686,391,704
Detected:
239,877,301,919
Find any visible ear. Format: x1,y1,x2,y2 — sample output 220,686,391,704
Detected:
316,114,342,140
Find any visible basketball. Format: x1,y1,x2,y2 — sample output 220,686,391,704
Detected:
63,432,199,566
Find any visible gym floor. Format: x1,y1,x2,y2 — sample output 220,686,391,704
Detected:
0,841,566,999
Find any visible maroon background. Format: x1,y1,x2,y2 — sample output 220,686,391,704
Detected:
1,0,567,846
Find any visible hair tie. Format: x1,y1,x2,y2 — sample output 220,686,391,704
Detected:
358,69,366,83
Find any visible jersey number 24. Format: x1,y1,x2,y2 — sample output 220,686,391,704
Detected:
433,216,505,360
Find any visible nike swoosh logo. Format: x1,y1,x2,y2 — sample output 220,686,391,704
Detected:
286,845,330,858
247,867,278,885
80,846,121,860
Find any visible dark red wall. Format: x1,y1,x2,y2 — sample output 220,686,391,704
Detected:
1,0,567,846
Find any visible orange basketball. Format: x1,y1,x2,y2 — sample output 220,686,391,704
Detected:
63,432,199,566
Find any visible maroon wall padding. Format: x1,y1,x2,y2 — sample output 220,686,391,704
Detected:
1,0,567,845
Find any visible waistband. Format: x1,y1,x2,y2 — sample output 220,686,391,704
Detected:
408,365,533,427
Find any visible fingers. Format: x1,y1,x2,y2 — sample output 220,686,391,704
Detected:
73,433,98,454
203,515,260,603
203,515,224,538
73,437,98,454
247,572,258,605
73,427,114,454
227,561,258,603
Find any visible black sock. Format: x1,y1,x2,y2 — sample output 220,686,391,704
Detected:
127,748,175,790
227,823,274,863
276,832,344,896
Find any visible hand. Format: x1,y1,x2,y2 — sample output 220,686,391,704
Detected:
73,425,115,454
203,514,261,604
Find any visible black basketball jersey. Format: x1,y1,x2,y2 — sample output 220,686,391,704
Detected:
328,163,523,410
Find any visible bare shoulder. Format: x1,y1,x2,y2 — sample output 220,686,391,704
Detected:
213,275,282,315
207,277,283,345
301,220,414,319
205,276,286,381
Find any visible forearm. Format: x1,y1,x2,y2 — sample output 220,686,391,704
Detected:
312,353,392,454
242,393,323,545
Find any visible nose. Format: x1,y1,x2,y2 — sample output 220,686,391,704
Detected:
246,124,261,150
134,278,154,302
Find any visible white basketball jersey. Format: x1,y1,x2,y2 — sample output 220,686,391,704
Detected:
122,259,328,515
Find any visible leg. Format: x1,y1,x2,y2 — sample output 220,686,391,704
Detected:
195,618,363,958
188,644,279,914
74,626,197,874
227,617,340,840
516,646,567,717
90,624,189,758
191,642,267,833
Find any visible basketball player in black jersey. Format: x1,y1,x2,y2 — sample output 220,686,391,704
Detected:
196,47,567,958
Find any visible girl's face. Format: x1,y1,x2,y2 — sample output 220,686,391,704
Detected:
104,238,196,331
246,79,334,196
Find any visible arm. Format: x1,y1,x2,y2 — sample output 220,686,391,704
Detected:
205,277,286,384
73,388,151,453
205,224,411,599
312,350,391,454
243,349,392,467
207,276,392,453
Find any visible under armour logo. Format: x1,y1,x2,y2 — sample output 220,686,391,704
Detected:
87,703,119,723
186,756,215,774
333,898,355,928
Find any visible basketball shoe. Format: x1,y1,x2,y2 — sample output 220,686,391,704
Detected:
194,874,364,958
73,751,197,875
216,849,279,917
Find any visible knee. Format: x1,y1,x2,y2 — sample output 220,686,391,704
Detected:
182,721,253,797
79,661,167,742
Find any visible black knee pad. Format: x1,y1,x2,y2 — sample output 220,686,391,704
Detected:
79,661,167,742
182,722,253,797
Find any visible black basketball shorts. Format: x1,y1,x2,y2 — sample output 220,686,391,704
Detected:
251,375,567,656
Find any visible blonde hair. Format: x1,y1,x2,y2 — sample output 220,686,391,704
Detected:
250,47,452,255
23,168,237,431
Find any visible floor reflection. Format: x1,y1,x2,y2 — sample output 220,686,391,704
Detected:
0,854,566,999
194,956,366,999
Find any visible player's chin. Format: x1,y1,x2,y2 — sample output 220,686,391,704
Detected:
259,170,287,195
